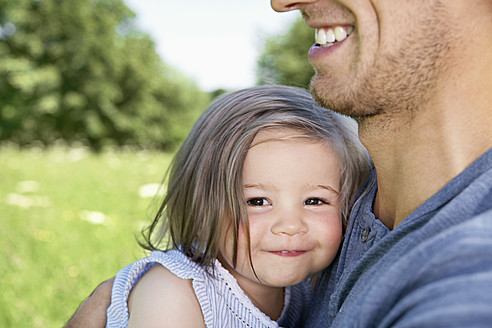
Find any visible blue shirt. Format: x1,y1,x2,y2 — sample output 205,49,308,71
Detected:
307,148,492,327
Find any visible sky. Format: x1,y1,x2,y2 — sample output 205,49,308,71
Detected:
124,0,300,91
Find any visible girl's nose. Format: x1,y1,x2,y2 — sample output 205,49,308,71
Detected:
270,208,308,236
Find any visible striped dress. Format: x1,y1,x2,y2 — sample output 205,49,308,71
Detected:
106,250,312,328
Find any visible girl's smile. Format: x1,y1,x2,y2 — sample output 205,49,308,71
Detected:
269,250,307,256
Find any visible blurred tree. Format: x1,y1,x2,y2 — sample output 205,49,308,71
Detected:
0,0,209,150
256,18,315,89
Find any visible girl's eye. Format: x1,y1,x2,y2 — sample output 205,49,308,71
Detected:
304,198,326,206
247,198,271,206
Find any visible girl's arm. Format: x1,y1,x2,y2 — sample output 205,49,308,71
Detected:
127,264,205,327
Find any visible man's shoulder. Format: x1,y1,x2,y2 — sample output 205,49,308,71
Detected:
456,208,492,232
416,208,492,269
433,208,492,259
388,209,492,327
347,209,492,327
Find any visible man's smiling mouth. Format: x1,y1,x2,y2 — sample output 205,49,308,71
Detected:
315,26,353,47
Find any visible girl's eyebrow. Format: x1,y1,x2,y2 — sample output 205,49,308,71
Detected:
300,183,340,195
244,183,279,191
317,184,340,195
245,183,339,195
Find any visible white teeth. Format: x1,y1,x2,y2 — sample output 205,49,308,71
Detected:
316,29,327,45
326,29,336,43
315,26,351,46
334,26,347,42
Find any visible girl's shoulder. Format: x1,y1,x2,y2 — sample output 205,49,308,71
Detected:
127,262,205,327
106,250,207,327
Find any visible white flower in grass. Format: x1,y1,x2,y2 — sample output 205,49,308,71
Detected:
16,180,40,193
138,183,164,198
6,193,51,208
79,210,109,225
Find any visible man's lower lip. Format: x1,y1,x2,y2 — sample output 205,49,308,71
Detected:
308,41,344,60
309,30,352,61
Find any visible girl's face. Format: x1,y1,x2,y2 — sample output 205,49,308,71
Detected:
219,129,343,291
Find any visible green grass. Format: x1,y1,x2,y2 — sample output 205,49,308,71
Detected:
0,145,173,327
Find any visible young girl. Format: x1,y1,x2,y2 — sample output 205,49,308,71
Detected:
106,85,371,327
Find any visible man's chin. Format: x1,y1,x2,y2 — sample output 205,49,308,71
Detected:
310,77,354,116
309,75,376,118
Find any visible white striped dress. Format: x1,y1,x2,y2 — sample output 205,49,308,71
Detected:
106,250,312,327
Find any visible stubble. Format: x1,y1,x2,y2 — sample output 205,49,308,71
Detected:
310,1,453,125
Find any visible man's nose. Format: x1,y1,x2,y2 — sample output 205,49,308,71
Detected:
270,0,317,13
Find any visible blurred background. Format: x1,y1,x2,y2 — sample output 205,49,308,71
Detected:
0,0,314,326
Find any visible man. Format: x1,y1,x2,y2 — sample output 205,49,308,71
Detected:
66,0,492,326
270,0,492,326
64,278,114,328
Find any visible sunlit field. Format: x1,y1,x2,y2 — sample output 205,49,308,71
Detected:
0,145,173,327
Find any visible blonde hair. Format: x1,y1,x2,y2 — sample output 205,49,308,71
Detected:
141,85,371,271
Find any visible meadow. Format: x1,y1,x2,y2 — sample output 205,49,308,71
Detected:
0,145,173,327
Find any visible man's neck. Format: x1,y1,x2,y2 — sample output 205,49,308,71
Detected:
360,85,492,230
